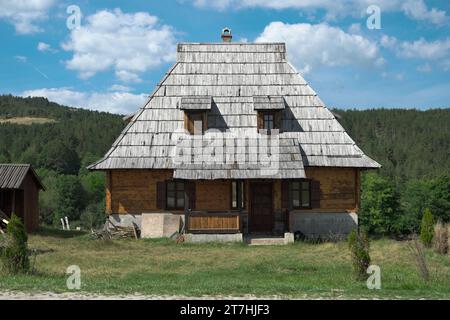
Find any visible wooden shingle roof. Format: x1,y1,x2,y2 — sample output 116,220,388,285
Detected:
253,96,285,110
88,42,380,177
0,164,44,190
180,96,212,110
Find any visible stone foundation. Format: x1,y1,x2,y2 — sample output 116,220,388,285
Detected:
289,211,357,239
108,214,142,228
107,213,185,239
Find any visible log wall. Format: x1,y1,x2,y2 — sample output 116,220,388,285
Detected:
304,167,358,212
105,167,360,215
107,170,173,214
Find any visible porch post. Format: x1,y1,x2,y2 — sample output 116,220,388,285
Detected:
12,190,16,214
184,184,189,233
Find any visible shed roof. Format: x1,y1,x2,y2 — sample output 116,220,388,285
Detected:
180,96,212,110
253,96,285,110
88,41,381,177
0,164,45,190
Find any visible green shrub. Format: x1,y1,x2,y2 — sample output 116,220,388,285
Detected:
420,208,434,247
0,214,30,274
80,201,106,230
359,172,401,236
348,229,371,280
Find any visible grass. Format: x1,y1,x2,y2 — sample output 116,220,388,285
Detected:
0,117,56,125
0,227,449,299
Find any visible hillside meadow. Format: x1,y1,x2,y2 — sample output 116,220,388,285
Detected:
0,228,448,299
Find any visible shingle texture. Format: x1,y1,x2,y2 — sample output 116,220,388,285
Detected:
0,164,44,189
253,96,285,110
180,96,212,110
88,42,380,177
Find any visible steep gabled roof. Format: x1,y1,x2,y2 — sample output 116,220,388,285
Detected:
88,42,380,177
0,164,45,190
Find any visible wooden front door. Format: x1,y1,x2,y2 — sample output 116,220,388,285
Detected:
249,182,273,233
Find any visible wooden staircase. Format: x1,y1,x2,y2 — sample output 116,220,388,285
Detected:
245,233,293,246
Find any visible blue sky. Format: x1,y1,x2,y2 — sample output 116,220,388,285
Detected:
1,0,449,114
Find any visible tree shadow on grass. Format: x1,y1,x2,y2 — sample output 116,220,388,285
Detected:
32,226,87,239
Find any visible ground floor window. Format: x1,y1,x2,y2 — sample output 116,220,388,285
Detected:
231,180,245,209
292,180,311,208
167,181,185,209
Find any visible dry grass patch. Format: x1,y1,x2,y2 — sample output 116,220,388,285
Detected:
0,117,56,125
0,228,449,298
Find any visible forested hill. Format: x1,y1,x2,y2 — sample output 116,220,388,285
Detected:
0,95,124,174
1,95,448,231
335,108,450,187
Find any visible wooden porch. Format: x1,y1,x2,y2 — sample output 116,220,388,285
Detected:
184,209,290,235
186,211,242,234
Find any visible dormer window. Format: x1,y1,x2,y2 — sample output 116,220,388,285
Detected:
263,112,275,130
185,111,207,134
180,96,212,135
253,96,285,133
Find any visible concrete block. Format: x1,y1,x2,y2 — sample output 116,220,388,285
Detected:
141,213,183,238
284,232,294,244
185,233,243,243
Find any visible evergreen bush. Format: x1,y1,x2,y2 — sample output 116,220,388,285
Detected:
420,209,434,247
0,214,30,274
348,229,371,280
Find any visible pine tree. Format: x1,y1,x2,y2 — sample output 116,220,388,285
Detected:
420,208,434,247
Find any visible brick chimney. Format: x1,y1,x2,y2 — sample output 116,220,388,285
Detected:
221,27,232,42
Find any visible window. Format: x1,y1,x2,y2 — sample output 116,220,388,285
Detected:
292,180,311,208
263,114,274,130
257,111,280,132
167,181,185,210
231,180,245,209
185,111,206,134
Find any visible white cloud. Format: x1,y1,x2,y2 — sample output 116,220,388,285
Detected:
398,38,450,60
401,0,447,25
37,41,57,53
115,70,142,83
62,9,177,82
21,87,148,114
381,35,450,61
189,0,448,25
380,35,397,49
0,0,55,34
348,23,361,34
255,22,383,74
14,55,27,63
381,71,404,80
109,84,133,92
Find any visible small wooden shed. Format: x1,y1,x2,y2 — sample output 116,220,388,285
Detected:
0,164,44,232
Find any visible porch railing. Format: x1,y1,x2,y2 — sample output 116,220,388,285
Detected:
186,211,241,234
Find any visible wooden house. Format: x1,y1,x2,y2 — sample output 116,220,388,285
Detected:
89,29,380,241
0,164,44,232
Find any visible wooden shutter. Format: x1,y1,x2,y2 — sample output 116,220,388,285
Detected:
202,112,208,132
274,111,282,131
257,112,263,131
311,180,321,209
281,180,290,209
156,181,166,210
187,181,196,210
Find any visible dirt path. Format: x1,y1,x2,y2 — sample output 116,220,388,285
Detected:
0,290,292,300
